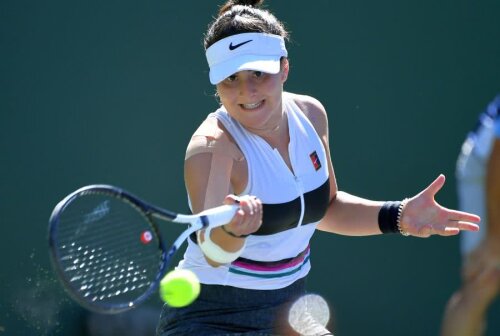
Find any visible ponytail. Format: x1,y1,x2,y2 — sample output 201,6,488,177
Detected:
205,0,287,49
218,0,264,16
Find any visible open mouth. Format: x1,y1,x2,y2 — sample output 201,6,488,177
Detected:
241,100,264,110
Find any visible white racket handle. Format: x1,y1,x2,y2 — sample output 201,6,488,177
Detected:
198,204,239,227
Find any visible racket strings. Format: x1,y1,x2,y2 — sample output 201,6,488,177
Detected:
54,194,163,306
57,216,155,252
58,242,158,303
58,247,158,303
68,257,150,301
61,245,154,292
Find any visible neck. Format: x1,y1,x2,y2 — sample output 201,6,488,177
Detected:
246,111,289,145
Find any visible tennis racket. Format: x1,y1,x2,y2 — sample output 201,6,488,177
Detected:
48,184,237,314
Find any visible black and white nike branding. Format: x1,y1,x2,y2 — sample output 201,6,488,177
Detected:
229,40,253,50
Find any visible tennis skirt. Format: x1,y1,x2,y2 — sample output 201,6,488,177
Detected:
156,277,306,336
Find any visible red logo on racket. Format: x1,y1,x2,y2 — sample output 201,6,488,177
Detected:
140,231,153,244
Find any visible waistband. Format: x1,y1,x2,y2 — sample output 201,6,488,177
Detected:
198,276,306,306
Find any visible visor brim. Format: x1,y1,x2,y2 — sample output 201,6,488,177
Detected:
209,55,282,85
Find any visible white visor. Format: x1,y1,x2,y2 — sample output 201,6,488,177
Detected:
206,32,288,85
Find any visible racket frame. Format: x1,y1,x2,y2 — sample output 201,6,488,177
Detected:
48,184,236,314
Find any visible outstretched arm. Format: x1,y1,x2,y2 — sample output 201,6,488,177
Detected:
296,93,480,237
319,174,480,237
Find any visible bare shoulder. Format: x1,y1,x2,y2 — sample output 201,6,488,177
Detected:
191,116,230,143
184,116,244,210
186,116,243,161
286,92,329,136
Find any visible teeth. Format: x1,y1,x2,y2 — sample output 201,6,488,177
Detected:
242,101,263,109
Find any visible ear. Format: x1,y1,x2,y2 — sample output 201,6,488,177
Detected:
280,58,289,83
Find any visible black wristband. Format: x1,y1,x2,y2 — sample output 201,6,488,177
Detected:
221,225,249,238
378,201,401,234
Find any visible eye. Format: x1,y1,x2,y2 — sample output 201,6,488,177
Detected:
253,71,264,78
225,74,237,82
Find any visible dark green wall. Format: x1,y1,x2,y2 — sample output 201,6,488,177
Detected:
1,1,499,335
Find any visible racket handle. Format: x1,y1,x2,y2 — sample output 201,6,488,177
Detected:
199,204,239,227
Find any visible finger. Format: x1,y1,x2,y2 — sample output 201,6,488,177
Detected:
221,195,245,226
427,225,459,236
223,194,241,206
226,208,252,235
447,220,480,232
422,174,446,197
440,227,460,236
247,198,263,226
250,198,263,229
446,209,481,224
240,198,255,215
251,196,263,213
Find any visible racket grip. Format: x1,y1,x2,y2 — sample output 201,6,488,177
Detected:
199,204,239,227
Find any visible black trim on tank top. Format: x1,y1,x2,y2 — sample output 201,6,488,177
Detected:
189,178,330,242
253,178,330,235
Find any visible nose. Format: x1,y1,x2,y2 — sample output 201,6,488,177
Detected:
238,77,257,97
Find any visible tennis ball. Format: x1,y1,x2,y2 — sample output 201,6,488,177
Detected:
159,269,200,307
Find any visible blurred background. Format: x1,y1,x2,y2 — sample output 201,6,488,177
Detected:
1,0,499,335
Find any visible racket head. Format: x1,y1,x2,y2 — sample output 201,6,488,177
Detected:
48,185,169,314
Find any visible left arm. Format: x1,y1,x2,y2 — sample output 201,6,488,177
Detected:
294,93,480,237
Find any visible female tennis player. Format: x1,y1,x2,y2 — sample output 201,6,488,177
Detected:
157,1,481,335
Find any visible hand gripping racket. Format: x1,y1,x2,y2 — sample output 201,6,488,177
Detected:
48,184,237,314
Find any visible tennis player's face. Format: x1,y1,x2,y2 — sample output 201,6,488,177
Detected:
216,61,289,132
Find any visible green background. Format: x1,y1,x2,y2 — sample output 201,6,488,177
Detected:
1,1,499,335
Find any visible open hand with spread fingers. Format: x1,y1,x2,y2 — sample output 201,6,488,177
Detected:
399,174,481,238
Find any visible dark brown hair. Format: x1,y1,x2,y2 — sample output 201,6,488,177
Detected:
204,0,288,49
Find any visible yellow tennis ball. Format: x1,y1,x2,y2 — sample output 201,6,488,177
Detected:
159,269,200,307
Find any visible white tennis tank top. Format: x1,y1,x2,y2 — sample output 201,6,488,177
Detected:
178,93,330,290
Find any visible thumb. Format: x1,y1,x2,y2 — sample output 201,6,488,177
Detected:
423,174,446,197
223,194,240,206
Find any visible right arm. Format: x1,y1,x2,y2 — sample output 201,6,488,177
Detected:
184,117,262,267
